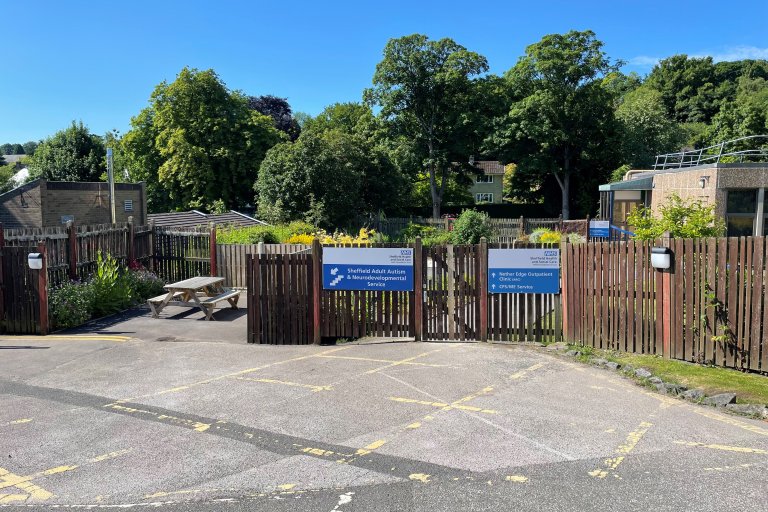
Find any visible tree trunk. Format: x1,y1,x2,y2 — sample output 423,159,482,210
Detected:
427,140,442,219
561,174,570,220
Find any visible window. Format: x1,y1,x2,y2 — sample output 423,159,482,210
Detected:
726,189,757,236
476,193,493,203
124,199,133,212
475,174,493,183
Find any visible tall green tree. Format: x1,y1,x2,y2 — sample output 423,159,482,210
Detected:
28,121,106,181
705,76,768,148
616,86,684,168
487,30,621,219
365,34,489,218
22,141,38,156
122,67,283,212
256,124,405,228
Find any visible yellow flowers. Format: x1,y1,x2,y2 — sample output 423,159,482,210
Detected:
285,228,377,245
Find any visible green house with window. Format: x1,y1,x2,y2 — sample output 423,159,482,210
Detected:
468,160,506,204
599,163,768,236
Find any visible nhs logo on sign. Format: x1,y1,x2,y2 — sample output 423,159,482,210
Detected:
488,248,560,294
323,248,414,291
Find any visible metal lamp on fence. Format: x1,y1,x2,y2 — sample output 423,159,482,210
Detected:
650,247,672,270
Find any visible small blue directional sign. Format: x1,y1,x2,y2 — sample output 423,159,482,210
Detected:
589,220,610,238
488,249,560,294
323,248,414,291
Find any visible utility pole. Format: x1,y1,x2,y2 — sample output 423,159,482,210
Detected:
107,148,116,224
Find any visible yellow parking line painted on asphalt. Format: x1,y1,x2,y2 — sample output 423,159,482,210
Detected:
690,408,768,437
116,346,351,402
88,449,133,463
388,396,498,415
505,475,529,483
355,439,387,456
316,354,449,368
0,335,130,342
364,350,442,375
588,421,653,479
409,473,431,483
0,418,32,427
674,441,768,455
509,362,547,380
0,494,28,503
232,376,332,392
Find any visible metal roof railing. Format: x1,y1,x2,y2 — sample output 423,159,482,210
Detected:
653,135,768,170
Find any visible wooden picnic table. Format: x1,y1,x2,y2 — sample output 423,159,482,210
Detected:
148,276,240,320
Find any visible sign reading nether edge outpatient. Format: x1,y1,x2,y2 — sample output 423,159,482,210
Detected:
589,220,610,238
488,248,560,294
323,248,414,291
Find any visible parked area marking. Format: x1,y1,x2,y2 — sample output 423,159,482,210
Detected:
0,335,131,342
363,350,442,374
674,441,768,455
1,418,32,427
315,354,449,368
589,421,653,479
232,376,333,392
509,362,546,380
388,396,498,414
0,449,131,503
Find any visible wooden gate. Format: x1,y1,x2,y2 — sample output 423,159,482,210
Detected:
1,246,42,334
423,245,479,341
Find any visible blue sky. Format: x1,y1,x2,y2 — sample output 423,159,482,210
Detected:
2,0,767,143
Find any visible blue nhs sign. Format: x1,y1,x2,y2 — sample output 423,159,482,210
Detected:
323,248,414,291
488,248,560,294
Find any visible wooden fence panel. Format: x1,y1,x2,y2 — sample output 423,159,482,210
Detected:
153,228,211,283
564,237,768,373
1,246,41,334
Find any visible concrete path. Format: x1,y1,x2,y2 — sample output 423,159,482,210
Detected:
0,336,766,511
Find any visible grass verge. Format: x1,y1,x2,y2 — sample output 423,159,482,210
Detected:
570,346,768,405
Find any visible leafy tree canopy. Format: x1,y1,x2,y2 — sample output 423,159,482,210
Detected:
123,67,283,212
627,194,724,240
365,34,489,218
28,121,106,181
486,30,621,219
247,95,301,141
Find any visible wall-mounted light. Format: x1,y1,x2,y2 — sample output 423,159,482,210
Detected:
28,253,43,270
651,247,672,270
699,176,710,188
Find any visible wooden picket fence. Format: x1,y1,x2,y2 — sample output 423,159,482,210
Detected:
246,240,562,345
562,237,768,372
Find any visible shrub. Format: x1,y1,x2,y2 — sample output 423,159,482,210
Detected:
91,251,133,318
539,231,561,244
627,193,725,240
126,269,165,301
285,233,314,244
452,209,495,244
49,280,94,329
217,225,280,244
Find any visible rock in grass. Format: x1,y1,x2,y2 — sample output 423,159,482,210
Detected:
634,368,652,379
565,350,581,357
702,393,737,407
682,389,705,401
591,358,609,366
649,376,663,384
725,403,768,418
605,362,620,371
662,384,687,396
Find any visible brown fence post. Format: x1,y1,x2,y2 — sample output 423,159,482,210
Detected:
312,238,322,344
148,220,156,273
585,214,591,240
479,237,489,342
413,236,423,341
209,222,217,276
37,240,49,336
660,232,673,358
558,214,564,233
67,220,78,280
560,241,569,342
127,216,135,265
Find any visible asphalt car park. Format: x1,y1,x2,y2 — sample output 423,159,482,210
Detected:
1,334,767,511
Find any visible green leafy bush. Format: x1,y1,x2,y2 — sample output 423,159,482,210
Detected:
400,223,452,247
126,269,165,301
91,251,133,317
627,194,725,240
217,225,280,244
49,281,94,329
451,209,495,244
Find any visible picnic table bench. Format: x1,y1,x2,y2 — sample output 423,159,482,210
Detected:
148,276,239,320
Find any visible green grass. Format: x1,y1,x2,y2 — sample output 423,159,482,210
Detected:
571,346,768,405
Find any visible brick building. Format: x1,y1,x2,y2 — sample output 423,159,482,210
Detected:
0,179,147,229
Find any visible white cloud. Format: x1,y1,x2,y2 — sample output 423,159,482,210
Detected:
697,45,768,62
628,55,660,67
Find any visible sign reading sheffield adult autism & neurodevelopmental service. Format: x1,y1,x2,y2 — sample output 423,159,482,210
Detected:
323,248,414,291
589,220,610,238
488,248,560,294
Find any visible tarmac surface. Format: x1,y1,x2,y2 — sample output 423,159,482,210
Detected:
1,318,767,510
